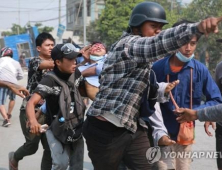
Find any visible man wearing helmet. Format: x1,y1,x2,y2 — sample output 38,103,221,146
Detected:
82,1,222,170
0,47,24,127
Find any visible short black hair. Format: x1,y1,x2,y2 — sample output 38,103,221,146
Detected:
173,19,201,40
35,32,55,47
172,19,195,27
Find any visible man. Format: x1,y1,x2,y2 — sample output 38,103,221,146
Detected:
0,81,29,98
78,41,107,100
152,20,222,170
82,1,222,170
0,47,24,127
9,32,55,170
214,61,222,170
27,43,84,170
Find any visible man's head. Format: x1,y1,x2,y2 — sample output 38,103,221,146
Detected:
1,47,13,58
129,1,168,37
173,20,198,62
36,32,55,58
91,42,106,56
51,43,81,74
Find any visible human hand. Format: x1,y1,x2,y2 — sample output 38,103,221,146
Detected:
175,108,198,123
158,135,176,146
165,80,180,93
80,45,92,63
197,16,222,37
204,121,216,137
29,119,41,135
9,84,29,98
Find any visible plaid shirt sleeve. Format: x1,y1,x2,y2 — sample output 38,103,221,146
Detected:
124,23,201,63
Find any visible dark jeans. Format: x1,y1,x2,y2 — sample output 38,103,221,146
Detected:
14,109,52,170
83,116,152,170
216,123,222,169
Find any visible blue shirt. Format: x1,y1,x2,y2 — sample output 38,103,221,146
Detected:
78,57,105,87
152,55,222,140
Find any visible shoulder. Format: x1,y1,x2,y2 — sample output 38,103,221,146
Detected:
29,57,41,65
152,55,170,68
192,59,208,72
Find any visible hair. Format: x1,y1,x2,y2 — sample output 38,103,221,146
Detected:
172,19,195,27
35,32,55,47
173,19,201,40
91,41,108,52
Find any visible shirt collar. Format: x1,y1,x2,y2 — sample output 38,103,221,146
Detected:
163,54,195,75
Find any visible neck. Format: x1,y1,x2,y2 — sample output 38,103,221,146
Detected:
170,55,185,67
53,66,71,81
39,54,51,60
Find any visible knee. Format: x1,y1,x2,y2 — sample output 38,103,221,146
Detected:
24,143,39,154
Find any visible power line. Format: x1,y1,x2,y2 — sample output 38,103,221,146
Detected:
29,14,66,23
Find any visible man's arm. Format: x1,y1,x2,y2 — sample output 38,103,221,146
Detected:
0,81,29,98
176,104,222,123
38,60,54,70
26,93,42,134
81,67,96,77
149,102,176,146
126,17,222,63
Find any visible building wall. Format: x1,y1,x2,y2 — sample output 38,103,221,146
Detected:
66,0,105,33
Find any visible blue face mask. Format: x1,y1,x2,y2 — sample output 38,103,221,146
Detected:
176,51,194,63
90,55,103,61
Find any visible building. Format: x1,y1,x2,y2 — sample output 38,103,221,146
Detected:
66,0,105,35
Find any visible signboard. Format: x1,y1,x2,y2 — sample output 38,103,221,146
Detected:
57,24,66,38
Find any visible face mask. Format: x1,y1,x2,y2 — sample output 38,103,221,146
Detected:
90,55,103,61
176,51,194,63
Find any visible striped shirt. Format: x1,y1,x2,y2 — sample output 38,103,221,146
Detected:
87,23,202,133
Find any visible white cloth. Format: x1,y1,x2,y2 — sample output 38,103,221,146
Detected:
0,57,24,84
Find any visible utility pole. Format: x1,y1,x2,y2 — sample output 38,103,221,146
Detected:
83,0,87,45
59,0,61,25
18,0,20,34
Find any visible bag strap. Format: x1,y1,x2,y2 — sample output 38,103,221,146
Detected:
46,72,72,118
167,68,193,109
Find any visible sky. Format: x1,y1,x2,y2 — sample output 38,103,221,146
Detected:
0,0,66,31
0,0,192,31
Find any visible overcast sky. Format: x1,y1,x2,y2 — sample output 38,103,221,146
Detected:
0,0,192,31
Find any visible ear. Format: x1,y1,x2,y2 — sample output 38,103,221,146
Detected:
55,60,61,66
36,46,41,52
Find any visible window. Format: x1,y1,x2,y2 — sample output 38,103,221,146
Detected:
67,8,74,24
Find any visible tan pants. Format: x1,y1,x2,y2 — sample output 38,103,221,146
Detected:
153,144,192,170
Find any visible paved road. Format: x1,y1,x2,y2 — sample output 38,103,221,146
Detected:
0,73,218,170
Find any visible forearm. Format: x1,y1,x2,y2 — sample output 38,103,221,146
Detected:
0,81,11,88
26,101,38,123
149,103,169,146
82,67,96,77
197,104,222,122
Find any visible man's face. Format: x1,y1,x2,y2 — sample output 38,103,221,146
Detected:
56,58,77,74
90,43,106,56
178,36,197,58
140,21,164,37
37,39,54,58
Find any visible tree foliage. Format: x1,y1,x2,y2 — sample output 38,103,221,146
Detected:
1,23,54,36
84,0,222,73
